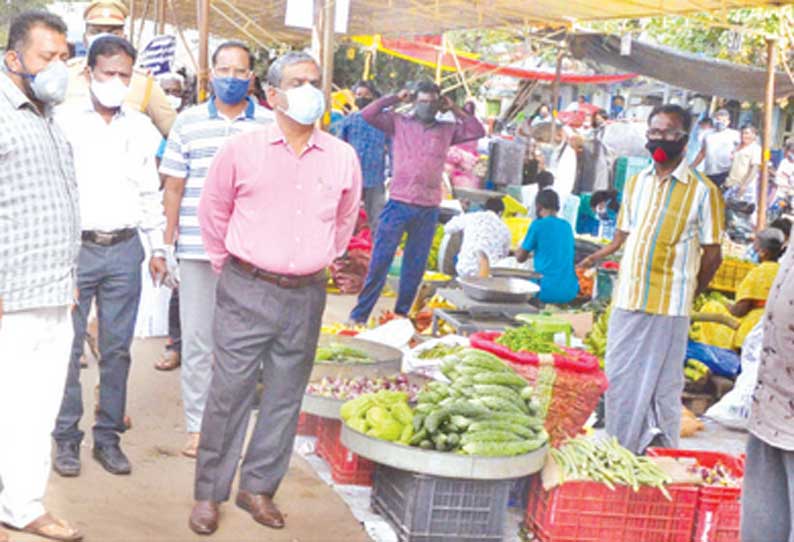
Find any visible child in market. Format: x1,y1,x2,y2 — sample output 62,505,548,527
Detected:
516,189,579,305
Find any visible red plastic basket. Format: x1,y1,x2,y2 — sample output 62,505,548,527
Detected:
316,419,374,486
646,449,744,542
525,476,699,542
296,412,321,437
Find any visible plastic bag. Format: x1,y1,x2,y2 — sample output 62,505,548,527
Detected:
705,322,763,430
686,340,741,378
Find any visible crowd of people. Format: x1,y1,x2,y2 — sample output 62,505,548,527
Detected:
0,3,793,542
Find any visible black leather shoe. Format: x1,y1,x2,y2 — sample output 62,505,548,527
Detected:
92,443,131,475
53,441,81,477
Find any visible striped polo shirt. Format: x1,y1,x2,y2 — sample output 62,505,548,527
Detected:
159,97,273,260
614,159,725,317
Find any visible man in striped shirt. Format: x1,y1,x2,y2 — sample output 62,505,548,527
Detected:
157,40,272,458
579,104,724,454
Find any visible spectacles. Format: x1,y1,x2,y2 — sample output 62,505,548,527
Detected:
213,67,251,79
646,129,687,141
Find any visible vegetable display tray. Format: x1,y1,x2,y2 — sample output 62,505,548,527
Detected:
647,448,744,542
302,373,430,420
340,423,547,480
525,476,699,542
311,335,402,381
371,464,514,542
458,276,540,303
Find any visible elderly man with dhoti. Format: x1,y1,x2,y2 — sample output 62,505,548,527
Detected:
579,104,724,454
188,51,362,534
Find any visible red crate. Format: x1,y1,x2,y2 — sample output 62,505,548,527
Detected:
296,412,321,437
525,476,699,542
316,419,374,486
647,449,744,542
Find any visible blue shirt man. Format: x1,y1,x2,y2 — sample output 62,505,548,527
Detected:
338,80,388,232
517,189,579,304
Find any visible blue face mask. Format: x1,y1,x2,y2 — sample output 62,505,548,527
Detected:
212,76,249,105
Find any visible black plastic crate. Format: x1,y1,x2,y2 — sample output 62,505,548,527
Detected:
371,464,514,542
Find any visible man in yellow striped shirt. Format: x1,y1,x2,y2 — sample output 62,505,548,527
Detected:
579,104,724,453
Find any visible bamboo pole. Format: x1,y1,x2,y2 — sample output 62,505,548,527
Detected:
549,48,563,144
156,0,167,34
435,34,445,84
128,0,135,40
135,0,151,49
197,0,210,103
167,0,197,72
321,0,335,128
759,37,776,230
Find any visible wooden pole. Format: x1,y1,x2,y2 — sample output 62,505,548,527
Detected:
435,34,445,84
156,0,167,34
320,0,335,128
167,0,197,71
549,48,563,144
197,0,210,103
759,37,776,230
128,0,135,41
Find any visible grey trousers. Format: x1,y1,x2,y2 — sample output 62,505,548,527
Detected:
363,184,386,235
604,308,689,454
53,235,144,446
194,261,326,501
741,433,794,542
179,259,219,433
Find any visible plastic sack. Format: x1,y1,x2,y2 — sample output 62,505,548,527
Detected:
403,335,470,380
705,322,763,430
686,340,741,378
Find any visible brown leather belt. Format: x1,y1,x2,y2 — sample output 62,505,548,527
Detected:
81,228,137,246
231,256,327,289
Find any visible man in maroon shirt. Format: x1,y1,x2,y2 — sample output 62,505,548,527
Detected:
350,81,484,323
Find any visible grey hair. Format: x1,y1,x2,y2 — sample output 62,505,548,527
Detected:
156,72,184,86
266,51,319,87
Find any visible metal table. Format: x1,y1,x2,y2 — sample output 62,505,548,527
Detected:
431,308,523,336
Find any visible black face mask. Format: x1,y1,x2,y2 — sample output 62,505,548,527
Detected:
355,97,372,109
646,137,687,163
414,102,439,122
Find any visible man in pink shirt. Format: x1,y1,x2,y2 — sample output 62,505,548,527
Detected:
349,81,484,323
189,51,361,535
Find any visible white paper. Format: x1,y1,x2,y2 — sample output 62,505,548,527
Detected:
334,0,350,33
285,0,314,29
286,0,350,33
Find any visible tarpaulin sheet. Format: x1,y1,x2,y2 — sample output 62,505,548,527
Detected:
354,36,637,85
568,33,794,102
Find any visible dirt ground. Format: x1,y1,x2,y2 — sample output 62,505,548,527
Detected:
8,293,393,542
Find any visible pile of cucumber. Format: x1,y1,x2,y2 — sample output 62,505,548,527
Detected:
408,349,548,456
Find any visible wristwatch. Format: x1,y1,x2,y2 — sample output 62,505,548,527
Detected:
151,248,167,259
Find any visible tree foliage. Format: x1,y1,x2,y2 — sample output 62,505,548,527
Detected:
584,6,794,68
0,0,49,49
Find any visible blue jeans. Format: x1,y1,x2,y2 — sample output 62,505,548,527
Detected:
53,235,144,447
350,200,439,323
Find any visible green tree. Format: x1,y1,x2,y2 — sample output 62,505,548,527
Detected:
0,0,48,49
585,6,794,68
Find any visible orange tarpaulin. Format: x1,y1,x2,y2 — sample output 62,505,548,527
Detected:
354,35,637,85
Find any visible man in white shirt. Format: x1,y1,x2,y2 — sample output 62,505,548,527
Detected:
443,198,512,277
692,109,740,188
52,35,165,478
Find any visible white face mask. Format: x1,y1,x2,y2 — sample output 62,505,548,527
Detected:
279,83,325,125
91,75,129,109
166,94,182,110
